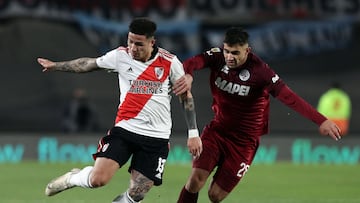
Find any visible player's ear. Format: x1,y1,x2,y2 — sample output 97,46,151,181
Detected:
150,38,156,46
246,46,251,52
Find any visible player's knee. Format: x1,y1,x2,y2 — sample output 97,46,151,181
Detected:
208,186,227,203
192,173,207,185
89,178,107,188
208,191,222,203
89,173,110,187
187,179,204,193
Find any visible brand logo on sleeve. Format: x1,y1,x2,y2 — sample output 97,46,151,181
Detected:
127,67,133,72
221,65,229,74
272,74,279,83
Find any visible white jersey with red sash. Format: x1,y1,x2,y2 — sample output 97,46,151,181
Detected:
96,46,184,139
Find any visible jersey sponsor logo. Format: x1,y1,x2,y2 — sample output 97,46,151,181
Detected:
272,74,279,83
239,69,250,81
115,56,171,123
129,80,163,94
215,77,250,96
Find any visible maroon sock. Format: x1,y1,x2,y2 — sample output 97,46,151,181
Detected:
177,186,199,203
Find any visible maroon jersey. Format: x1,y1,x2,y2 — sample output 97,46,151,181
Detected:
183,47,326,140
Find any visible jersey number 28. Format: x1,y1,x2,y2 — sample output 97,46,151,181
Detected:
237,162,250,178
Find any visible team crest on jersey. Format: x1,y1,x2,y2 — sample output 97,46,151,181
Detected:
102,143,109,152
154,67,164,80
239,69,250,81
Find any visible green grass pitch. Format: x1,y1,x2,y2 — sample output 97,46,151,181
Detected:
1,161,359,203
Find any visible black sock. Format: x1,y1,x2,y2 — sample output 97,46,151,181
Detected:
177,186,198,203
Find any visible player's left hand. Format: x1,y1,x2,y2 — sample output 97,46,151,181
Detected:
173,74,193,96
319,119,342,141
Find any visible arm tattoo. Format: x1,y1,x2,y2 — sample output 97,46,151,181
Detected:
181,96,198,130
54,57,98,73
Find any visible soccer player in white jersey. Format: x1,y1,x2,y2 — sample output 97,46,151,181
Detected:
37,17,202,203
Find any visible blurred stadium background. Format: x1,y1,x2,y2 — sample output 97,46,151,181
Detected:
0,1,359,202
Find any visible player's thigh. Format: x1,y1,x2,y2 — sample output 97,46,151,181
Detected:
193,126,221,172
208,181,229,202
91,157,120,184
213,140,259,193
93,127,133,166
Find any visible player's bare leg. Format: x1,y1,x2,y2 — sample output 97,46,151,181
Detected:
90,157,119,187
177,168,210,203
207,180,229,203
45,157,119,196
186,168,210,193
112,170,153,203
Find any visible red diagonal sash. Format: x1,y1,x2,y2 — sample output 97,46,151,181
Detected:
115,57,171,123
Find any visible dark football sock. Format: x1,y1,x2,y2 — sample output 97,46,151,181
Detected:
177,186,198,203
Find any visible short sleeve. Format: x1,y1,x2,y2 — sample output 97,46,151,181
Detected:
169,56,185,84
96,49,119,72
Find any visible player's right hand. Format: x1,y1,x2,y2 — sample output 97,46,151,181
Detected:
37,58,55,72
187,136,202,159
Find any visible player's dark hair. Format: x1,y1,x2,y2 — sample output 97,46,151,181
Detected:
129,17,157,38
224,27,249,46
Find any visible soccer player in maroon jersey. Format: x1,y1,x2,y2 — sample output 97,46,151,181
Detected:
173,27,341,203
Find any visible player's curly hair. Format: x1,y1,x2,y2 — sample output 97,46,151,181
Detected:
224,27,249,46
129,17,157,38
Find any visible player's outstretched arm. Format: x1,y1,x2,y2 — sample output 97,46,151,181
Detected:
275,85,341,141
179,91,203,159
319,119,342,141
37,57,99,73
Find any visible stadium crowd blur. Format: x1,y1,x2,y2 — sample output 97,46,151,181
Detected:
62,88,99,133
317,82,352,136
0,0,359,134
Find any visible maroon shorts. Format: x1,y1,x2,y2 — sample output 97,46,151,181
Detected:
193,124,260,193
